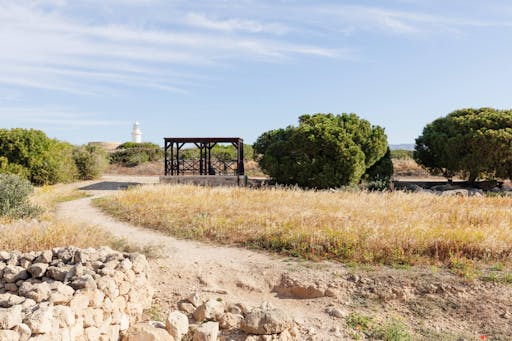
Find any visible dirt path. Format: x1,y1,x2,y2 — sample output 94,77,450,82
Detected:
56,176,512,341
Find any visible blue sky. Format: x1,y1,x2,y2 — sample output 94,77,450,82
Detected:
1,0,512,146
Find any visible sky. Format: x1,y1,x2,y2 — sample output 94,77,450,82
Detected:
1,0,512,146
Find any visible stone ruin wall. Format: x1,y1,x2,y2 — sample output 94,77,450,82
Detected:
0,246,153,341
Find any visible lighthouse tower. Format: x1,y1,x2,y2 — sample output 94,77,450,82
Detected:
131,121,142,143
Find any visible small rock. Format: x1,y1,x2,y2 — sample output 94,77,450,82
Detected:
2,265,29,283
218,312,243,330
0,305,22,329
325,307,345,318
241,304,291,335
129,254,148,274
4,283,18,292
0,251,10,262
27,263,48,278
193,321,219,341
34,250,53,264
84,326,101,341
69,293,90,312
53,305,75,327
71,275,97,290
23,303,54,334
273,273,325,299
186,292,204,307
125,323,174,341
193,299,224,322
15,323,31,341
18,282,51,303
0,293,25,308
149,320,166,329
178,301,196,314
49,282,75,304
166,311,189,340
499,310,511,319
46,266,72,282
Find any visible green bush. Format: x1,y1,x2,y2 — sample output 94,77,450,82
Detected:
253,113,388,188
0,128,77,185
110,142,162,167
73,144,108,180
415,108,512,181
0,174,42,218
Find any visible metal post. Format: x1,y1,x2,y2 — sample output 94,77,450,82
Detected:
237,139,245,175
164,140,168,176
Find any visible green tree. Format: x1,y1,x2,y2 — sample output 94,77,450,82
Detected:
73,144,108,180
0,128,77,185
414,108,512,182
253,113,388,188
364,147,394,183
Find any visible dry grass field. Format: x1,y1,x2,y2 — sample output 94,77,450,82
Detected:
95,184,512,267
0,184,118,252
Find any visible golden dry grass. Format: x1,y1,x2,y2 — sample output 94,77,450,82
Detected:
95,185,512,265
0,220,115,253
0,184,117,253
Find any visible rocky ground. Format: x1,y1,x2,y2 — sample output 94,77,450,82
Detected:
57,176,512,340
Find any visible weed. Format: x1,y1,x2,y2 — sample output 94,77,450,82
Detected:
491,262,505,271
144,304,165,322
379,318,412,341
346,313,412,340
346,312,372,330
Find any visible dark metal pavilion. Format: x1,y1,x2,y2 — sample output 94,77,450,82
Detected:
163,137,245,176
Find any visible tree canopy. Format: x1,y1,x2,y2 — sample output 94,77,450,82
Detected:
414,108,512,181
0,128,77,185
253,113,389,188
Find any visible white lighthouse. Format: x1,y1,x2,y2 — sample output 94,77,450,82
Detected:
131,121,142,143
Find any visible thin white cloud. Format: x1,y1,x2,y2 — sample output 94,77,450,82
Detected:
0,107,127,127
184,13,289,35
0,2,340,96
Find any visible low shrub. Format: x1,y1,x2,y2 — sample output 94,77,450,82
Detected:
73,144,108,180
110,142,163,167
0,174,42,218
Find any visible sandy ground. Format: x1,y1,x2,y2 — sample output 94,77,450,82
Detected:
56,176,512,340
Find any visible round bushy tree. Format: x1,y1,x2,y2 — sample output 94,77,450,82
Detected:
253,113,388,188
0,128,77,185
414,108,512,181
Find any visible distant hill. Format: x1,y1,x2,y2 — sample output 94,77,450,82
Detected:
389,144,414,151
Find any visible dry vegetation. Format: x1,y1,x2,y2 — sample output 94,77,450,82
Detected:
392,159,431,178
0,184,119,252
95,184,512,266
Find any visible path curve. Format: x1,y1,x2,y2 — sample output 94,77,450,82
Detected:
56,176,344,340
